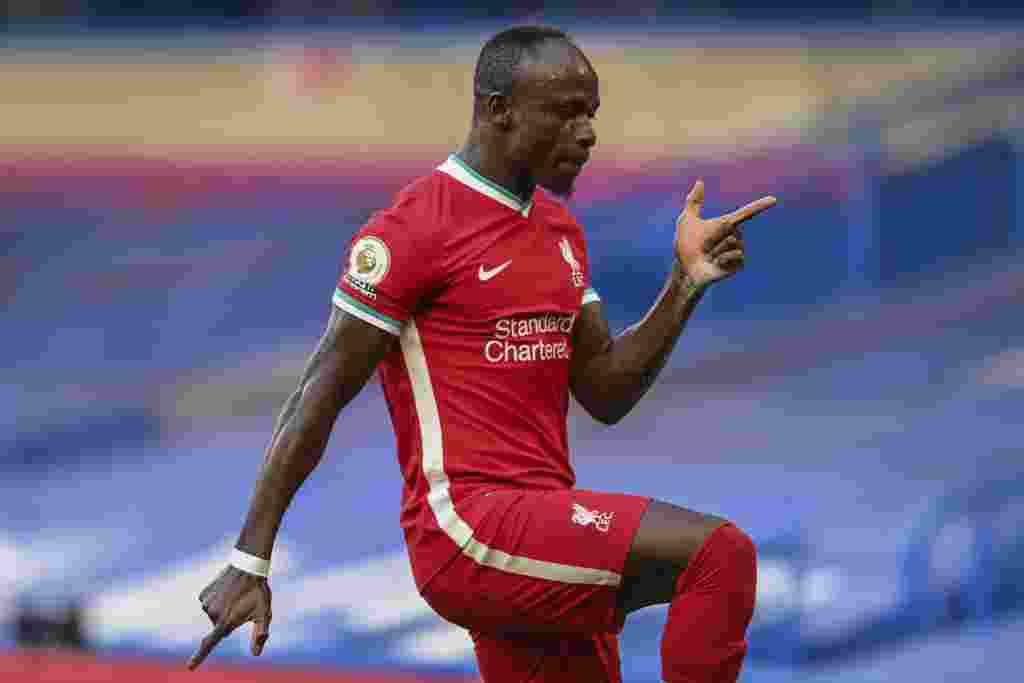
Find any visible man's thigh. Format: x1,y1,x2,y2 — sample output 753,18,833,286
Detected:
420,487,651,634
471,630,622,683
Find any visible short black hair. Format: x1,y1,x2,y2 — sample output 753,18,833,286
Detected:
473,25,575,101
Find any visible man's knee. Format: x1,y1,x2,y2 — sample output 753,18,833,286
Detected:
619,502,744,614
709,522,757,577
661,523,757,683
681,522,757,618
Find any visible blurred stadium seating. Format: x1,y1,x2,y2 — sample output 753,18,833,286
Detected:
2,3,1023,682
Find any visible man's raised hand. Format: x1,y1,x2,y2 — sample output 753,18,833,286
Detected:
674,179,777,288
188,566,272,670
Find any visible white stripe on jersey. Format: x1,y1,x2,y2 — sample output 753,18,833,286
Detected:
399,319,622,587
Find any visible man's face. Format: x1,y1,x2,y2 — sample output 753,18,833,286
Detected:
506,42,599,197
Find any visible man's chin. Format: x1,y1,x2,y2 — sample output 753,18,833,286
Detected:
539,175,576,199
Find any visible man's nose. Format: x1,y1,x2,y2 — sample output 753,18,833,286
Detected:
577,119,597,149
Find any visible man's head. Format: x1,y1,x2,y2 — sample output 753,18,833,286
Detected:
472,25,599,197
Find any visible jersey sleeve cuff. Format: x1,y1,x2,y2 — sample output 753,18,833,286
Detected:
582,287,600,305
333,288,403,336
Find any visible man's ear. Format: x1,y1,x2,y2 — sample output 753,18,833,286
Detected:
487,92,514,130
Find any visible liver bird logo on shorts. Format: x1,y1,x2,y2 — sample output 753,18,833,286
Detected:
572,503,614,533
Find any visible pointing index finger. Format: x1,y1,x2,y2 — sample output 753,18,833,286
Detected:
727,195,777,226
188,622,232,671
684,179,705,218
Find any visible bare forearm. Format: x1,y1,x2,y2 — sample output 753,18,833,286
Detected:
576,261,703,424
234,311,388,559
234,373,345,558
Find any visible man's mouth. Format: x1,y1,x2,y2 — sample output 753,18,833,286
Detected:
559,156,588,172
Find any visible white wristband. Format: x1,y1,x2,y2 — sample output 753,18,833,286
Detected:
230,548,270,577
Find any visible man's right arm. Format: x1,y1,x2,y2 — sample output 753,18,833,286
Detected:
188,305,395,670
237,305,395,558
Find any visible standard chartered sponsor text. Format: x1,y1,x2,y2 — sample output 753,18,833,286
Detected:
485,313,576,364
495,313,575,339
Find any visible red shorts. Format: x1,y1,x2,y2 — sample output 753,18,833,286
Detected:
418,487,651,683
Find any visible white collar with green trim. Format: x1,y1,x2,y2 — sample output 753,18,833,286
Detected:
437,155,533,218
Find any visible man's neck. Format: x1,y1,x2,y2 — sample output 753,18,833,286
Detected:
458,137,535,203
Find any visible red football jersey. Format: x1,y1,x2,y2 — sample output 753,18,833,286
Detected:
334,155,601,588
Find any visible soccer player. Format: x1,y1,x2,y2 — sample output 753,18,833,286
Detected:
189,25,776,683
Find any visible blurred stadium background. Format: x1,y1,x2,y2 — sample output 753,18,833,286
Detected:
3,1,1023,681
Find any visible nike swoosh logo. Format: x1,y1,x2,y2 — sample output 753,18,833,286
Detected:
478,260,513,281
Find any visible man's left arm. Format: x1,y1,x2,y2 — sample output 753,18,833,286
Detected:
570,180,776,425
